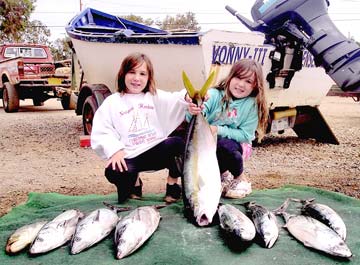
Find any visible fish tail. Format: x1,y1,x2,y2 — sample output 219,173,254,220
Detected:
103,202,131,212
273,198,290,215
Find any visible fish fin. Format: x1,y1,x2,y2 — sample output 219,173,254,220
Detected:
303,240,312,247
289,197,300,202
103,202,131,212
273,198,290,215
57,220,68,228
199,70,215,98
307,198,316,203
153,204,167,210
94,209,101,222
182,71,197,98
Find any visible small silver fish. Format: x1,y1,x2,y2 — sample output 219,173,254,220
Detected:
29,209,84,254
276,200,352,258
244,201,279,248
5,221,47,254
70,208,120,254
293,198,347,241
218,204,256,242
114,206,160,259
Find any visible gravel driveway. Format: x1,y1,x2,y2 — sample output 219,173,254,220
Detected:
0,96,359,217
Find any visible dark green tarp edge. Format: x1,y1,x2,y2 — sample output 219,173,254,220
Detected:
1,185,359,265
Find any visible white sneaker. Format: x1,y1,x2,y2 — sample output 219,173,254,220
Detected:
221,171,234,194
224,179,252,199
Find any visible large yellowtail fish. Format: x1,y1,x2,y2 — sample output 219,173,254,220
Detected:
181,71,222,227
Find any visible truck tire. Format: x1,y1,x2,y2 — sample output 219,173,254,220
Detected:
2,82,19,113
33,98,44,106
82,95,98,135
61,92,77,110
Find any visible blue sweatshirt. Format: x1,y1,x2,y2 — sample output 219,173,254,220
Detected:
186,88,258,143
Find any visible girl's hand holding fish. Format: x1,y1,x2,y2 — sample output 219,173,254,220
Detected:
185,92,208,115
187,102,202,115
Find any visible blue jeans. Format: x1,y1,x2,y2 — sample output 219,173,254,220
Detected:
216,137,244,177
105,136,184,202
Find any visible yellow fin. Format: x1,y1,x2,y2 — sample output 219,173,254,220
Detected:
199,70,215,98
182,71,196,98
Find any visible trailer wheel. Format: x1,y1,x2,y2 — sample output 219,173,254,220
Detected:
61,93,76,110
33,98,44,106
2,82,19,113
82,95,97,135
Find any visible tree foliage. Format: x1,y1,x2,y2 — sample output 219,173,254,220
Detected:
0,0,35,42
50,37,72,61
122,12,200,32
20,20,51,44
161,12,200,31
121,14,154,26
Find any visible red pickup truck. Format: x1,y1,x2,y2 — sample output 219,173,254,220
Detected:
0,43,73,112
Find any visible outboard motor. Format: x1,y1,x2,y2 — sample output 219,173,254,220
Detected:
226,0,360,91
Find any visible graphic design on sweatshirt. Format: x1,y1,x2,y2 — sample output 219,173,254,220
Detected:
212,107,239,127
128,105,157,146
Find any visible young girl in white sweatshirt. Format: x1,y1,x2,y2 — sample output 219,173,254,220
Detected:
91,52,200,203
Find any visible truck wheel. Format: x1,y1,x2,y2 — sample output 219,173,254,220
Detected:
82,95,97,135
61,93,77,110
33,99,44,106
2,82,19,113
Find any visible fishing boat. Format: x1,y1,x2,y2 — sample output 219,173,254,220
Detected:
66,7,336,144
66,7,269,92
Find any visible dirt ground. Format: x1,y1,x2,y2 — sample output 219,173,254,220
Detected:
0,96,359,217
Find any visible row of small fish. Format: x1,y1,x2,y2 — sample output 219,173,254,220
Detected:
275,198,352,258
218,202,278,248
218,198,352,259
5,204,161,259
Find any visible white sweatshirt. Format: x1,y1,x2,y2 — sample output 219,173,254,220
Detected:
91,89,187,160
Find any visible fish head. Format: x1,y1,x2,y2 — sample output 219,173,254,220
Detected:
330,241,352,258
263,231,278,248
116,239,129,259
29,234,50,254
70,234,86,255
196,207,219,227
234,227,256,242
196,213,212,227
6,235,27,254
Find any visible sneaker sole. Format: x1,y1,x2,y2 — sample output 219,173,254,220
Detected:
224,190,252,199
163,196,180,204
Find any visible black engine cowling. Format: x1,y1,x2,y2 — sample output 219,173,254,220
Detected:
226,0,360,91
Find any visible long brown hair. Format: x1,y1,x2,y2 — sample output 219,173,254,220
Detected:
116,53,156,94
216,58,268,141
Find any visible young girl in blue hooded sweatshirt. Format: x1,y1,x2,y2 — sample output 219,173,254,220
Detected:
187,58,268,198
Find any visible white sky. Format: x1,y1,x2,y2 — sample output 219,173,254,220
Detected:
30,0,360,42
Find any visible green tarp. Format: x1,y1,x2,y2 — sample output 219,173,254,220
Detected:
0,185,359,265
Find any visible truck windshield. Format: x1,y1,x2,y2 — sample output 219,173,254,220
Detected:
4,47,47,58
